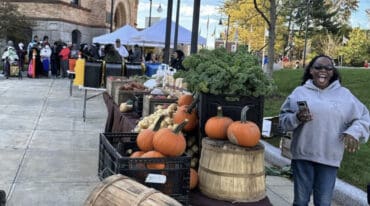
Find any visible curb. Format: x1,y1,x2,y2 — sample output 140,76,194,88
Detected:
261,140,368,206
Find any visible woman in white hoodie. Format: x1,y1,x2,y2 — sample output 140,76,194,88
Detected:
2,46,19,78
40,44,52,76
279,54,370,206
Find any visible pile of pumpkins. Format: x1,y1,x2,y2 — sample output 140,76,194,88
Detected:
205,105,261,147
129,94,200,190
128,93,262,191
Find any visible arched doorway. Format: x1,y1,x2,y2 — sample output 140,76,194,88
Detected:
113,1,130,29
72,30,81,46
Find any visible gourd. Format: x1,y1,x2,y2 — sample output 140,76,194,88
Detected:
173,99,198,132
141,150,165,169
136,115,165,152
189,168,198,190
227,106,261,147
152,120,188,157
205,106,233,139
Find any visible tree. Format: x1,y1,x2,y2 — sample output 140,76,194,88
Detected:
340,28,370,66
223,0,283,78
0,2,33,42
253,0,276,78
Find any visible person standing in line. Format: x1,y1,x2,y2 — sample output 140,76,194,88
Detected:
114,39,129,60
103,44,122,63
279,54,370,206
27,35,39,58
58,43,70,78
170,50,185,71
17,42,27,71
129,44,142,63
2,46,19,78
40,44,52,77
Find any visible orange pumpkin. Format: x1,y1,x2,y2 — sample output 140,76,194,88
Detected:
173,99,198,132
153,120,187,157
227,106,261,147
205,106,233,139
130,151,145,158
178,94,193,106
136,115,165,152
189,168,198,190
141,150,165,169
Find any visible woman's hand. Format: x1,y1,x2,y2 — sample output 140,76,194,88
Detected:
296,109,312,122
343,134,359,153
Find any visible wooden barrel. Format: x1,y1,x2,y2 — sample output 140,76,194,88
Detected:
198,138,266,202
84,174,182,206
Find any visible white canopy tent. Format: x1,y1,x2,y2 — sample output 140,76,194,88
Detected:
92,24,140,45
130,18,207,48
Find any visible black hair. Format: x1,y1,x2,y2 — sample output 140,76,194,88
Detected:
301,54,341,85
174,49,184,59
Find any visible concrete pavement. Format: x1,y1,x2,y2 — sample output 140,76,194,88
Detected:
0,76,357,205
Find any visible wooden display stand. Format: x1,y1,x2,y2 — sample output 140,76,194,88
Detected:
142,95,177,117
85,174,181,206
198,138,266,203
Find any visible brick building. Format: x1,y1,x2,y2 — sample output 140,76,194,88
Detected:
9,0,138,45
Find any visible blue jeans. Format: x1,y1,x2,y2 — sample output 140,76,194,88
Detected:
292,159,338,206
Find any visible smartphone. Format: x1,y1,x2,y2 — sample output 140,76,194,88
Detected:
297,101,310,113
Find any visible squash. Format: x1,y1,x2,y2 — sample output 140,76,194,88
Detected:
130,151,145,158
189,168,198,190
205,106,233,139
141,150,165,169
136,115,165,152
173,99,198,132
178,94,193,106
227,106,261,147
153,120,188,157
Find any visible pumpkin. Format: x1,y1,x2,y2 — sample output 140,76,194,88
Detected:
205,106,233,139
173,99,198,132
141,150,165,169
153,120,188,157
189,168,198,190
227,106,261,147
178,94,193,106
130,151,145,158
136,115,165,152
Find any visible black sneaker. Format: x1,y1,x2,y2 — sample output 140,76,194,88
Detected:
0,190,6,206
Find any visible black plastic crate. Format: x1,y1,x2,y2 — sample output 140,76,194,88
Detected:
84,61,102,88
198,93,264,138
104,63,124,87
125,63,143,77
99,132,191,205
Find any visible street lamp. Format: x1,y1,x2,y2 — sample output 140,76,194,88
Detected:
219,15,230,50
148,1,163,27
157,3,163,13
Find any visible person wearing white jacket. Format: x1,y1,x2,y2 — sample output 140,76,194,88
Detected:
2,46,19,78
40,44,52,77
279,54,370,206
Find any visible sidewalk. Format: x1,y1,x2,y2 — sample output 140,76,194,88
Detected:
0,77,355,205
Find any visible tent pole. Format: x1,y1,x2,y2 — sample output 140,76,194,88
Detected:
174,0,181,51
164,0,173,64
190,0,201,54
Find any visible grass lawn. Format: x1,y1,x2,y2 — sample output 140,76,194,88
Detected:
264,68,370,191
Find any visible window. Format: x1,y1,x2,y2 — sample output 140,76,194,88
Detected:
71,0,79,5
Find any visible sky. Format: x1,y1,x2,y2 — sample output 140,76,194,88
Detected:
136,0,370,49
